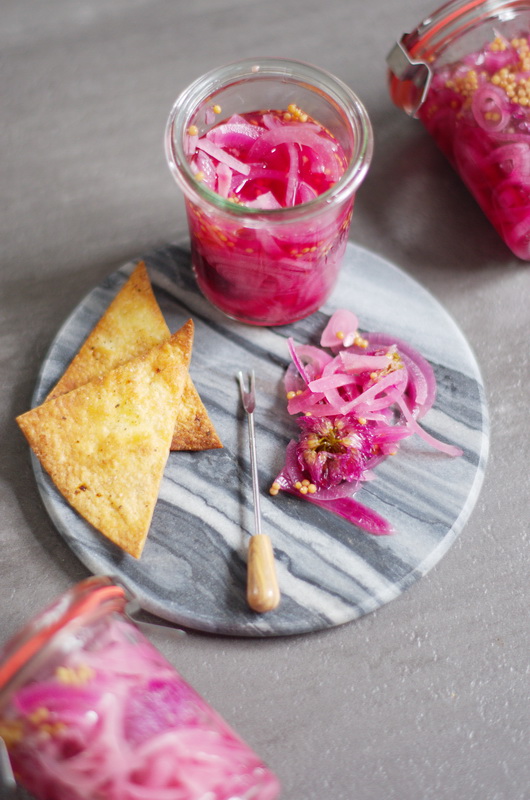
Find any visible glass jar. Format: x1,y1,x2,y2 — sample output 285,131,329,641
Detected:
165,58,373,326
387,0,530,260
0,577,280,800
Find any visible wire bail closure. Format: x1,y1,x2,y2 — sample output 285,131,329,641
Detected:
386,37,433,117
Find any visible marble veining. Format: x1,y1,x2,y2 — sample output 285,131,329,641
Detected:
31,243,489,636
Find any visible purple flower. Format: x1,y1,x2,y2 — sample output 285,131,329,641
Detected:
295,414,373,490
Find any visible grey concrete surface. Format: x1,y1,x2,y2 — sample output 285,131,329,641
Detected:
1,1,528,798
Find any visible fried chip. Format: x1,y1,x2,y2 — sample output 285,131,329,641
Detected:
47,261,222,451
17,324,194,558
171,382,222,451
46,262,169,400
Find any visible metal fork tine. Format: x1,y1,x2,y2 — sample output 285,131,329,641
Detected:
249,370,255,407
238,370,256,413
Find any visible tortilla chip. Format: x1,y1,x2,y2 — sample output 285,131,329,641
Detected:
17,324,193,558
46,261,170,400
47,261,222,451
171,382,222,451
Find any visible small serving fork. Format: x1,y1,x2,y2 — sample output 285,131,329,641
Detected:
238,371,280,613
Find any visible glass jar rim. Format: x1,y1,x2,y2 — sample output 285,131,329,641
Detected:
0,577,127,707
406,0,530,60
165,57,373,223
388,0,530,115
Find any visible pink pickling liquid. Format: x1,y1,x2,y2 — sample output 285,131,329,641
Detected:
186,109,352,325
0,613,280,800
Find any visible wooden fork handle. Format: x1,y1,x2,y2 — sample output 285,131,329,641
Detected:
247,534,280,613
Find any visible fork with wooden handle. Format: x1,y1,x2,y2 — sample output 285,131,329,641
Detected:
238,371,280,613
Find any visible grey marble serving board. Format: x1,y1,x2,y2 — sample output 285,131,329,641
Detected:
31,242,489,636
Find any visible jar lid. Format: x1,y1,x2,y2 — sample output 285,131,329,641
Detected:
0,576,126,705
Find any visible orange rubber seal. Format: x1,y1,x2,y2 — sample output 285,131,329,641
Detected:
0,578,126,696
408,0,487,60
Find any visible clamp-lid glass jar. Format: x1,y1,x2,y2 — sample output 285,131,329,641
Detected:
0,576,280,800
387,0,530,260
165,58,373,326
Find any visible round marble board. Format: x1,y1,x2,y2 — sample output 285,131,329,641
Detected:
31,242,489,637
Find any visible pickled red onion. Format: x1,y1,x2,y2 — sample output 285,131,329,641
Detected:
471,84,510,132
363,332,437,418
247,126,341,181
244,191,282,210
206,119,262,149
287,337,310,384
216,163,232,198
187,109,346,210
272,310,462,534
321,308,359,348
195,138,250,175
